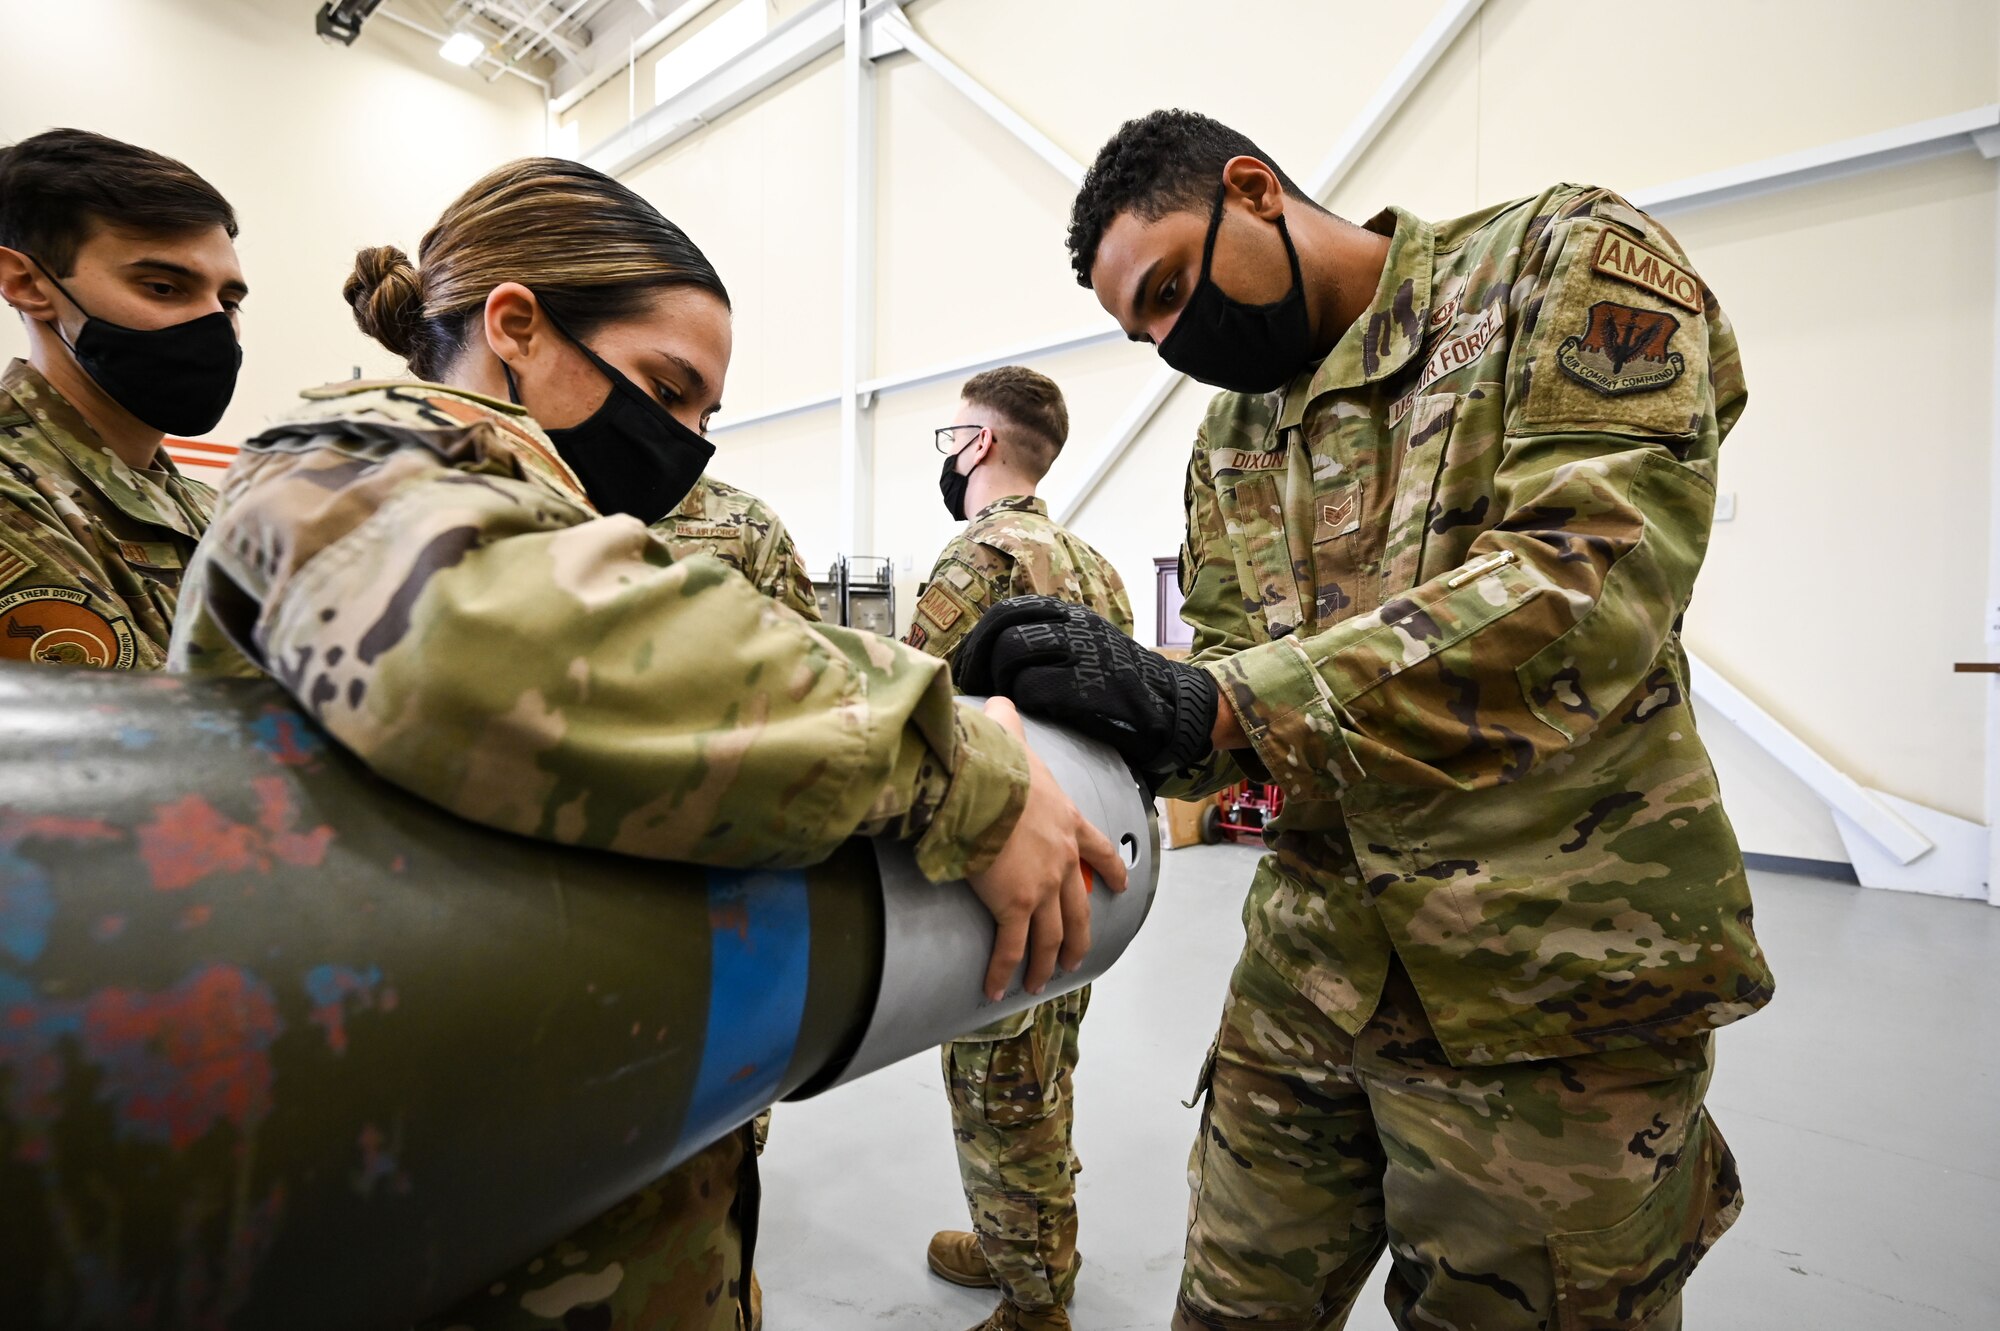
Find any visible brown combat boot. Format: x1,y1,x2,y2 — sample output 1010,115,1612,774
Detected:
927,1229,998,1289
966,1302,1071,1331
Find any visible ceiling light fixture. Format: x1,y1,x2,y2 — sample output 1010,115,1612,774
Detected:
439,30,485,66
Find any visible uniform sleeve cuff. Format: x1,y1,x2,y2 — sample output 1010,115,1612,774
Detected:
1205,637,1365,797
912,703,1031,882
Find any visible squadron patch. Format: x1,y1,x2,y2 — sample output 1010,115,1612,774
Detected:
917,584,965,631
1591,230,1702,313
1557,302,1685,396
0,586,137,669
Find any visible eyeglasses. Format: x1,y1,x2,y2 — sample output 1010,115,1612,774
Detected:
934,424,988,454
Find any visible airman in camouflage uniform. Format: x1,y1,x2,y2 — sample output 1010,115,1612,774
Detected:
653,473,820,621
0,130,242,673
1053,113,1774,1329
659,470,816,1319
908,368,1133,1331
168,379,1039,1331
383,471,821,1331
0,360,214,669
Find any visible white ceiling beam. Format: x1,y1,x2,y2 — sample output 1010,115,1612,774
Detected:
549,0,726,112
1633,104,2000,215
873,9,1084,187
858,321,1121,401
376,6,552,91
579,0,842,178
837,0,879,554
1302,0,1488,198
710,390,840,435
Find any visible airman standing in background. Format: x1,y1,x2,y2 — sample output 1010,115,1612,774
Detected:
908,366,1133,1331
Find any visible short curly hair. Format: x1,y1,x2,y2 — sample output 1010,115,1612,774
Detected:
1065,109,1312,288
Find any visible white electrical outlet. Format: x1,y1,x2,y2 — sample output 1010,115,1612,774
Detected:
1713,493,1736,521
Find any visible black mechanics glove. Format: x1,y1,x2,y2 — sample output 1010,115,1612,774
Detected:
953,595,1219,787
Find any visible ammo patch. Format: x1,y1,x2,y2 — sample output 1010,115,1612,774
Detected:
1557,302,1686,397
1592,230,1702,313
917,583,965,631
0,586,136,669
1212,448,1285,473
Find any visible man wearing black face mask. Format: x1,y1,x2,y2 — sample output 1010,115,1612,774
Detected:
954,110,1768,1331
906,367,1130,1331
0,129,244,671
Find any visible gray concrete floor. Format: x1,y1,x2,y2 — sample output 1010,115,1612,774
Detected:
758,844,2000,1330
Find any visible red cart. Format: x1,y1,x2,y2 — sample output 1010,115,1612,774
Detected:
1201,778,1285,844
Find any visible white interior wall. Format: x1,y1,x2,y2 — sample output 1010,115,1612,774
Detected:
0,0,548,447
589,0,2000,861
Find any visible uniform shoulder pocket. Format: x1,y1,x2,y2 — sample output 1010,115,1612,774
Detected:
1514,220,1709,440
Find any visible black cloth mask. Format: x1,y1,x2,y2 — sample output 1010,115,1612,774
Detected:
31,259,241,436
1155,184,1314,394
938,445,978,521
506,302,715,525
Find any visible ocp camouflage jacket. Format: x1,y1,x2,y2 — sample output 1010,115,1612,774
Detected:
1170,185,1773,1065
168,380,1027,884
905,494,1132,662
0,359,214,669
650,474,820,622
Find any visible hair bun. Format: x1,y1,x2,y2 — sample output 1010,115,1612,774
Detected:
344,244,425,362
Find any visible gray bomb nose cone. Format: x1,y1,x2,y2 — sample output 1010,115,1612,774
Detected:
0,663,1157,1330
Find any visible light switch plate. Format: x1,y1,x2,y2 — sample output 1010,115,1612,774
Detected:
1714,493,1736,521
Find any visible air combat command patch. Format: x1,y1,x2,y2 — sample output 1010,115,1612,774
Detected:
1557,302,1686,396
0,586,138,669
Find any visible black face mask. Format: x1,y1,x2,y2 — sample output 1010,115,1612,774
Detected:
31,259,242,436
1155,185,1315,394
506,302,715,525
939,445,976,521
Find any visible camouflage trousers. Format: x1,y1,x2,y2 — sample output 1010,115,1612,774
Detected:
418,1125,757,1331
941,984,1091,1311
1175,949,1741,1331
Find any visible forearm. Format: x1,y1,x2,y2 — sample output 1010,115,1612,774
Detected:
1217,440,1707,795
238,485,1027,873
1210,690,1247,751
